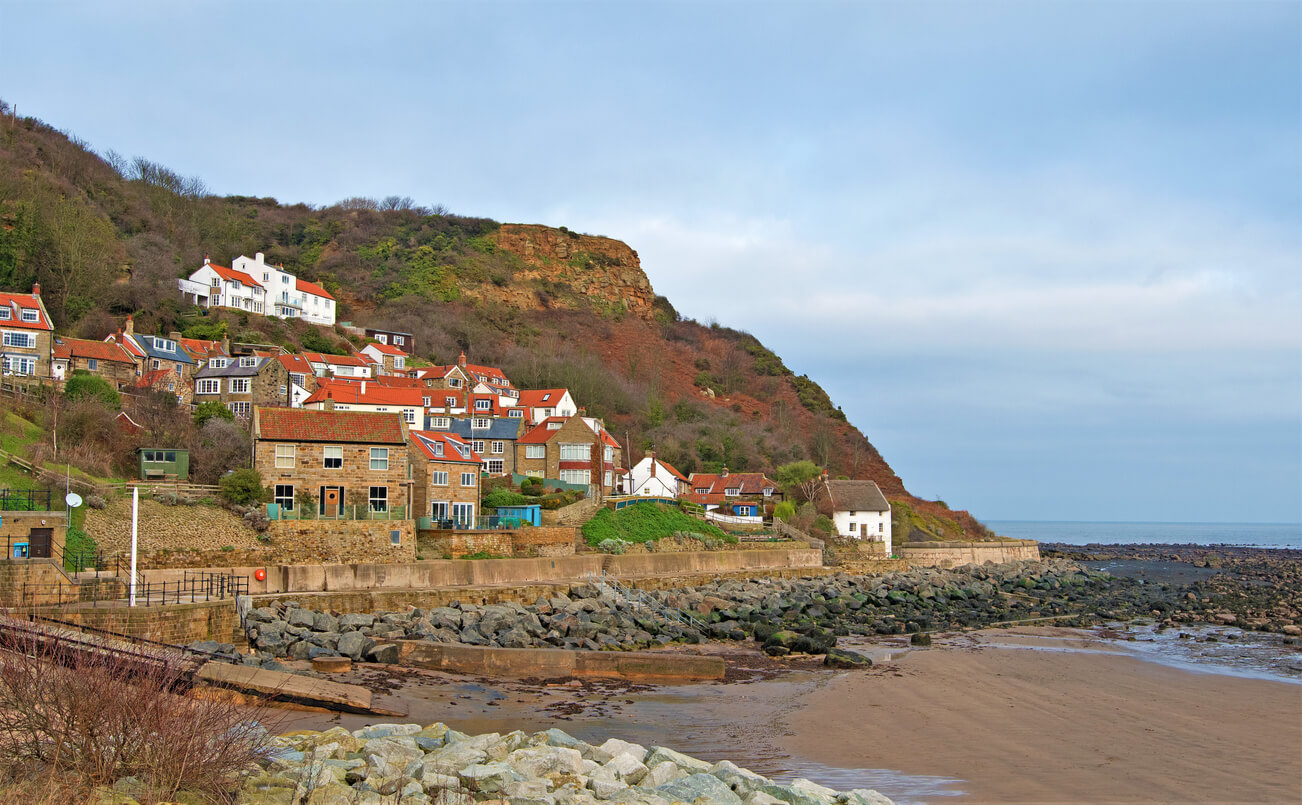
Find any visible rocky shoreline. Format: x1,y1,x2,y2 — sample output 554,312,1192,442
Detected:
228,723,895,804
197,553,1302,672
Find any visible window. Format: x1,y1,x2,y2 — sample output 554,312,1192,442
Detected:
370,447,389,471
560,469,590,485
227,401,251,417
486,459,504,474
444,396,456,407
403,409,416,424
230,378,251,394
430,440,444,457
151,359,160,370
2,331,35,349
239,356,257,367
394,336,404,346
451,502,474,525
394,357,404,370
430,416,449,429
448,378,461,388
275,444,296,469
155,339,175,353
3,356,35,375
763,487,774,497
472,417,490,429
375,334,387,344
525,445,544,459
197,379,220,395
475,399,491,411
0,308,10,320
369,486,387,512
460,472,476,487
431,471,448,486
323,446,342,469
263,272,269,282
508,409,523,418
849,522,856,534
605,471,612,489
87,358,98,371
879,522,884,533
279,384,287,397
725,487,740,497
209,358,228,369
546,419,561,429
430,501,449,519
421,396,431,406
604,446,613,462
472,440,485,453
274,484,294,510
491,441,504,454
290,373,305,386
211,277,221,287
525,470,543,478
19,308,38,323
695,487,709,495
560,443,588,461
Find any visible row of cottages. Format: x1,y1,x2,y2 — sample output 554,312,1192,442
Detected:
685,468,781,520
178,253,337,326
251,407,486,525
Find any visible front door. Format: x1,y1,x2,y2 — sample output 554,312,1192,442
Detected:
320,486,344,516
27,528,52,559
451,502,474,528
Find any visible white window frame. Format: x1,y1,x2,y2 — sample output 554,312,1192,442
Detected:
472,440,485,453
229,378,251,394
368,485,388,512
370,447,389,471
491,441,504,454
209,358,229,369
460,472,476,487
403,409,416,424
323,445,343,469
227,401,251,417
475,399,492,411
2,331,36,349
431,471,449,486
430,416,449,429
239,356,257,367
486,458,504,474
274,483,294,510
472,417,490,429
0,308,10,320
275,444,296,469
559,469,590,485
525,445,545,459
19,308,38,323
559,443,588,461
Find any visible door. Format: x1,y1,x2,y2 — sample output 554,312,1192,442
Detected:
27,528,52,559
861,524,868,539
450,502,474,528
320,486,344,516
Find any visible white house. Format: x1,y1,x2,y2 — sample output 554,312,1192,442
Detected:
180,253,336,326
303,352,372,379
517,388,578,424
361,342,407,375
823,479,892,554
627,451,689,498
178,258,266,314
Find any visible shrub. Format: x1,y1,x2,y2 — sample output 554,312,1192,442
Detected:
774,500,796,521
192,401,235,429
597,539,627,555
85,494,106,510
0,617,279,801
63,372,120,409
483,489,530,508
219,468,266,506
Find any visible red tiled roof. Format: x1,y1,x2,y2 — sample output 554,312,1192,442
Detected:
303,352,368,367
371,375,424,388
135,369,172,388
52,343,69,360
409,430,481,465
0,292,53,331
517,389,569,408
518,417,570,444
600,430,620,449
256,407,406,444
365,342,407,357
304,378,426,407
180,337,227,360
277,354,314,374
295,277,334,301
55,338,135,364
686,472,777,496
208,264,263,289
654,458,688,482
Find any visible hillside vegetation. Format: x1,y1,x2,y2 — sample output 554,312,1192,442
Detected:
0,100,992,540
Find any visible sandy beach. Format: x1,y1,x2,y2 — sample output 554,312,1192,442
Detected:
280,627,1302,804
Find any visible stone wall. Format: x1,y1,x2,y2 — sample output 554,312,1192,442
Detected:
0,559,68,607
51,599,245,646
254,438,409,517
417,530,513,560
263,520,415,564
397,640,724,681
511,527,576,557
543,496,600,527
899,539,1040,568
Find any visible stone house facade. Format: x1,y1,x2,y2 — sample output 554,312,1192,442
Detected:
408,430,482,525
252,407,411,518
51,337,138,388
194,356,290,418
0,284,54,381
515,415,622,495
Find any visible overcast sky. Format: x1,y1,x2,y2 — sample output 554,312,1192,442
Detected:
3,1,1298,523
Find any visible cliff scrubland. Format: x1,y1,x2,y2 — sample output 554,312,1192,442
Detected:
0,101,990,540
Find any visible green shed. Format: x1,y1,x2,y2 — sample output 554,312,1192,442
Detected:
138,448,189,481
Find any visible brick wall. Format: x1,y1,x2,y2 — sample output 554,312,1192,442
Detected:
255,439,410,516
263,519,415,564
510,526,576,557
0,511,67,559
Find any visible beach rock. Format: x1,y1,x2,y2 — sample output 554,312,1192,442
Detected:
458,761,523,794
824,648,872,669
656,772,745,804
506,745,584,777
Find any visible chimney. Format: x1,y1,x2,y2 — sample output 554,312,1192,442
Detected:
31,282,40,297
721,465,729,477
168,331,181,342
360,380,367,395
221,334,230,354
255,252,265,264
124,315,134,336
324,390,335,411
203,255,210,265
458,351,467,368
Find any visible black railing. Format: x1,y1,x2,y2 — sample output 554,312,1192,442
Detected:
0,489,58,512
19,571,249,610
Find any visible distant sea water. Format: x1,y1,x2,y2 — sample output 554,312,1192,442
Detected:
985,520,1302,550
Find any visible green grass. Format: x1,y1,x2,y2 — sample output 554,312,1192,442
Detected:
581,502,727,547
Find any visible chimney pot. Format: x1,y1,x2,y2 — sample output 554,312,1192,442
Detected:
31,282,40,296
255,252,264,263
204,255,210,265
124,315,134,336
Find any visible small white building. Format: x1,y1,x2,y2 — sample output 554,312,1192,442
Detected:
627,451,689,498
517,388,578,424
823,479,892,554
179,258,266,314
180,253,336,326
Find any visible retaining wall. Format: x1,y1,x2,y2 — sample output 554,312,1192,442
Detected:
36,599,244,646
396,640,725,682
415,527,577,559
899,540,1040,568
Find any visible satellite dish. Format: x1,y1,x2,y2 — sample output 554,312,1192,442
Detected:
65,492,83,509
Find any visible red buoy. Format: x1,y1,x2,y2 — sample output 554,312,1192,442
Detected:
254,568,266,582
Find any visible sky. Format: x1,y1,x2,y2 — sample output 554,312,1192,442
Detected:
2,1,1299,523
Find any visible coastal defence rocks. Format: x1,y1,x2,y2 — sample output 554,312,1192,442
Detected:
237,722,896,805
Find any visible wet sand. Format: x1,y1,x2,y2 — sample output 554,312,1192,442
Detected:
276,629,1302,804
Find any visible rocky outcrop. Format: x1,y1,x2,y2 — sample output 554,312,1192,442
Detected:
493,224,658,319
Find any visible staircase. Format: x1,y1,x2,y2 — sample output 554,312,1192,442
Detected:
586,568,706,630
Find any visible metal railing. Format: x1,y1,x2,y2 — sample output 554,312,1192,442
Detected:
0,488,57,511
268,503,408,521
587,569,705,630
418,514,522,531
19,570,249,610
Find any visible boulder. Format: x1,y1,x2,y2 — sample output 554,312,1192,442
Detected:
824,648,872,669
337,631,375,661
458,761,523,795
505,745,584,777
656,773,744,805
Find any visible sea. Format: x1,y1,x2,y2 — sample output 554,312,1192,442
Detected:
985,520,1302,549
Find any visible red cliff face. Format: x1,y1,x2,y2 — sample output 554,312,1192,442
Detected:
491,224,657,320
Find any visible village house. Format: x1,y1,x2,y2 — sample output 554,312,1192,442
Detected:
178,253,336,325
51,337,137,387
686,467,780,519
252,407,410,517
627,450,690,498
180,335,230,365
821,478,893,553
360,341,407,375
135,367,190,404
303,352,372,379
0,284,54,381
278,353,317,407
178,257,266,314
438,415,525,476
408,430,482,526
303,378,425,426
364,327,413,353
193,354,291,418
516,388,578,424
515,415,622,494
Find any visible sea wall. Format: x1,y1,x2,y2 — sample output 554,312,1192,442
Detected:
396,640,725,681
899,540,1040,568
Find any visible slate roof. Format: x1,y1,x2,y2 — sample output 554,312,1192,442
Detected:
444,417,523,440
824,479,890,513
255,407,406,444
409,430,481,465
196,356,272,378
135,335,195,365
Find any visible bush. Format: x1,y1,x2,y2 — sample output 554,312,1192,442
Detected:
483,489,530,508
193,401,235,429
0,617,278,801
774,500,796,521
63,372,120,409
597,539,627,555
581,502,727,546
219,468,266,506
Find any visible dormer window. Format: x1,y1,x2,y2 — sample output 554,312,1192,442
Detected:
0,308,11,321
763,487,774,497
433,441,443,457
422,396,431,406
208,358,229,369
239,356,257,367
19,308,37,323
547,421,563,430
444,396,456,407
475,399,491,411
508,409,523,418
695,487,709,495
431,416,450,429
472,417,490,429
448,378,461,388
725,487,740,497
155,339,175,353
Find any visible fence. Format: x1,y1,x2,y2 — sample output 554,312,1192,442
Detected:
100,481,222,496
0,488,57,511
417,514,523,531
268,503,408,521
19,570,249,609
586,569,705,630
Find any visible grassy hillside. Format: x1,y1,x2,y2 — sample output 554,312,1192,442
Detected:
0,101,995,540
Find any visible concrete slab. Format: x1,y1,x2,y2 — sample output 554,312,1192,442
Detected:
194,661,398,715
395,640,725,682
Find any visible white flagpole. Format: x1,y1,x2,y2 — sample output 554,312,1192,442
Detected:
129,486,138,606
